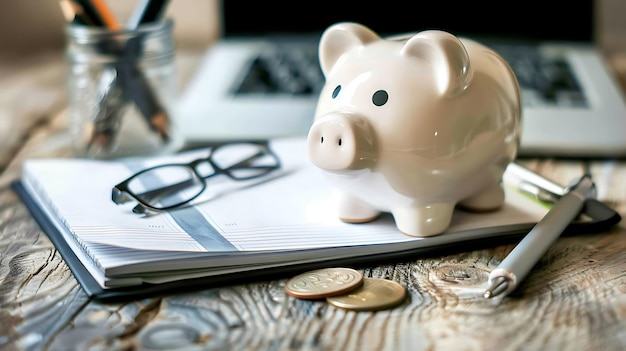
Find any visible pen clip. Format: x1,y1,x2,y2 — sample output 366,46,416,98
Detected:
505,162,620,234
517,181,560,204
505,162,564,204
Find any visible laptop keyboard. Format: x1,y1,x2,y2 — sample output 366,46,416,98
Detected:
234,43,587,108
489,43,587,107
234,47,324,96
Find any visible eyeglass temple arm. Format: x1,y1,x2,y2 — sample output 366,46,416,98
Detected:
112,177,199,205
137,178,201,202
126,161,279,213
112,187,132,204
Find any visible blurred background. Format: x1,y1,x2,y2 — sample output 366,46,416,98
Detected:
0,0,624,170
0,0,625,59
0,0,220,58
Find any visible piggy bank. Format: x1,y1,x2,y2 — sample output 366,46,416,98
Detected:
306,22,521,237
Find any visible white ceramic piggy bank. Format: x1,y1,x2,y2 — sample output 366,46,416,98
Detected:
306,22,521,237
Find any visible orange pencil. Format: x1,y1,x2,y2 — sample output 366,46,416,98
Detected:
89,0,121,30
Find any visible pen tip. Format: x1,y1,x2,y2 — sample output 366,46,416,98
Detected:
483,276,509,299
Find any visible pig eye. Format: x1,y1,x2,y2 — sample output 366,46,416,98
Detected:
372,90,388,106
332,85,341,99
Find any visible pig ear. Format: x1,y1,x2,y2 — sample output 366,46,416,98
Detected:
318,22,380,76
401,30,472,97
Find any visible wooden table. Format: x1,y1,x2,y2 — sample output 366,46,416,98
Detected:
1,50,625,351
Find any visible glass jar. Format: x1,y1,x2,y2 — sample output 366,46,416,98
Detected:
65,19,183,159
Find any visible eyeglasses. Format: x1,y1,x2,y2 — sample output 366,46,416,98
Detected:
112,142,281,213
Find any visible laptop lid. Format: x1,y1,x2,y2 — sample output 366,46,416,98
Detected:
221,1,594,43
179,1,626,157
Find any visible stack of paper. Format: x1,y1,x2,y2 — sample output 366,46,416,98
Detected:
15,137,570,300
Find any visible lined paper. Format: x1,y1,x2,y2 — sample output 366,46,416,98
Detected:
21,137,549,287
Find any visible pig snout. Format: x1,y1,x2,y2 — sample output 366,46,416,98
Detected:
307,113,376,171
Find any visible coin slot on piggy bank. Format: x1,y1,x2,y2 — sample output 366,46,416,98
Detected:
306,22,521,237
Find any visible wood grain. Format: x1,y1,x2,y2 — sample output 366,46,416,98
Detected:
1,52,625,351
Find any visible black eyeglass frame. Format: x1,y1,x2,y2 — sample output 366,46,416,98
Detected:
111,141,281,213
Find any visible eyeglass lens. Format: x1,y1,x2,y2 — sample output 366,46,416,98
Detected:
211,143,278,179
127,166,205,210
124,143,279,210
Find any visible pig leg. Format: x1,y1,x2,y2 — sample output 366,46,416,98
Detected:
458,182,505,212
337,193,381,223
393,203,455,237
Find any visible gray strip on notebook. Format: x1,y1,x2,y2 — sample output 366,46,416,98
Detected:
167,206,235,251
126,161,236,251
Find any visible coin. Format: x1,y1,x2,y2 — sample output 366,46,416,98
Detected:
285,267,364,299
326,278,406,311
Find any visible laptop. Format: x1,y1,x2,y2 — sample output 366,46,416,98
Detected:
177,1,626,158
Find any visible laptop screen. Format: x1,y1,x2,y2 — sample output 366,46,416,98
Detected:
222,1,594,43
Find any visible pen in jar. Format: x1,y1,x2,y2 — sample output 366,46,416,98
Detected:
87,69,126,155
115,0,174,142
68,0,173,147
59,0,104,27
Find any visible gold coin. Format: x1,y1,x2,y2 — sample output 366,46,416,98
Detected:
326,278,406,311
285,267,364,299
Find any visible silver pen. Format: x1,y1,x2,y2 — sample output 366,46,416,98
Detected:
483,173,597,299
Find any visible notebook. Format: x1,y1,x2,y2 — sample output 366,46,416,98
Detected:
12,137,621,301
177,1,626,158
